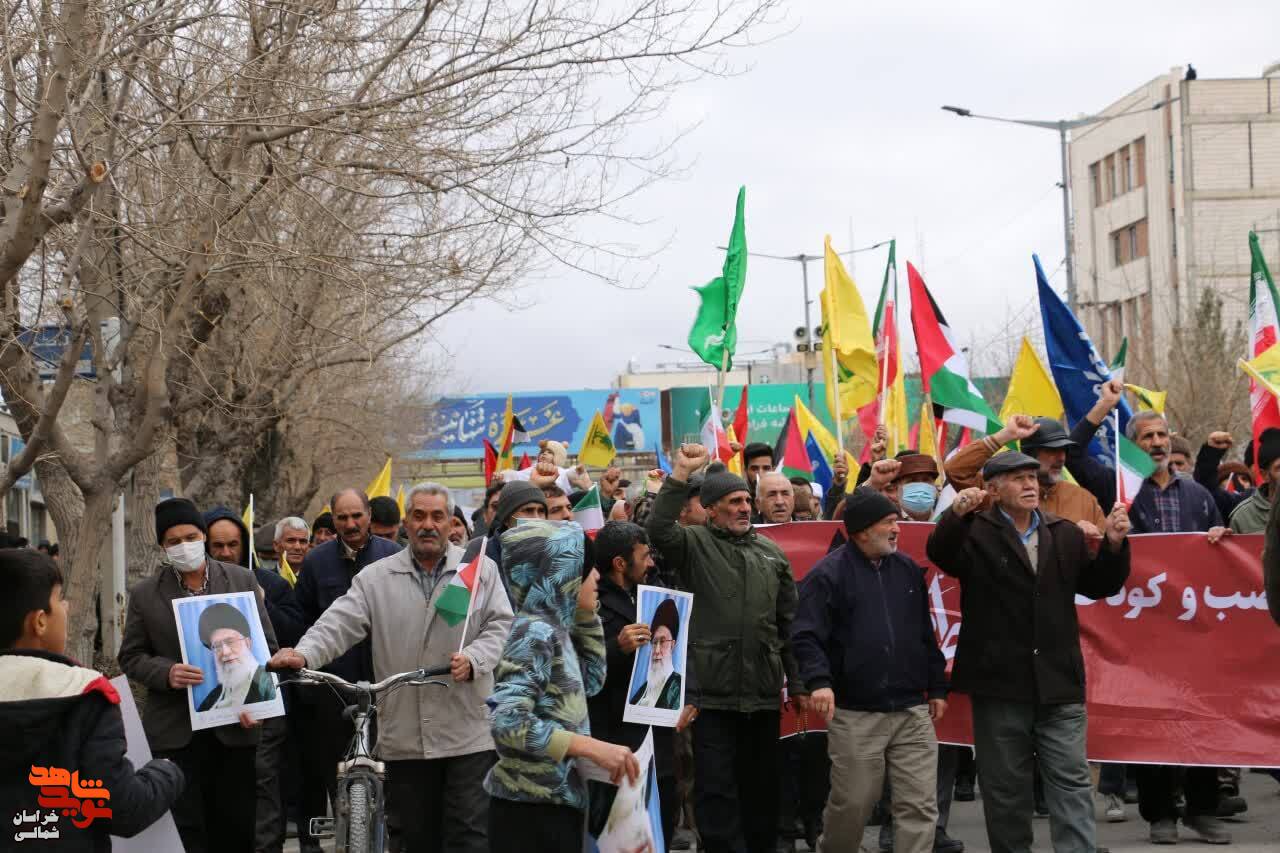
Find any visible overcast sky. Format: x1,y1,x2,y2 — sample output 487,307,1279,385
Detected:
431,0,1280,394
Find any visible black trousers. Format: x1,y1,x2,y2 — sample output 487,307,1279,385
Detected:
488,797,583,853
254,715,288,853
693,709,783,853
156,731,257,853
777,732,830,839
384,752,495,853
1137,764,1219,823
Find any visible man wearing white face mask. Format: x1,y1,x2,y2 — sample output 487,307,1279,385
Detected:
119,497,279,853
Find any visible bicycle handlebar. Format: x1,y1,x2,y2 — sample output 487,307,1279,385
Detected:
289,664,452,694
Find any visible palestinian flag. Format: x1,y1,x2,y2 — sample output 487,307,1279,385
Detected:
907,262,1001,434
572,486,605,532
436,541,484,627
1117,435,1157,508
773,408,811,481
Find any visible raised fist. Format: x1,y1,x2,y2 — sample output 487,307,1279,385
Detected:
675,443,709,476
952,487,986,517
869,458,901,489
1206,431,1234,450
1002,414,1040,443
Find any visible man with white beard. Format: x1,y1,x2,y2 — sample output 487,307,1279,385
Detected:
196,604,276,711
629,598,682,710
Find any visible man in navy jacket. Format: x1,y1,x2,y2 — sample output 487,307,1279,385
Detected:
792,488,947,853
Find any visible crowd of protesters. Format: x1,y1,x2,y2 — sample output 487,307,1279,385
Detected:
0,396,1276,853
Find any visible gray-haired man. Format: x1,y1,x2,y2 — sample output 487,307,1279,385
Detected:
274,516,311,573
271,483,514,853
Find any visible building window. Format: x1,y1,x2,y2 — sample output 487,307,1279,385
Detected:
1133,137,1146,187
1104,154,1115,201
1111,218,1149,268
1090,162,1101,207
1121,147,1132,194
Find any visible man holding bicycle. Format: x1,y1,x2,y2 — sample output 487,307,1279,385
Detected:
271,482,513,853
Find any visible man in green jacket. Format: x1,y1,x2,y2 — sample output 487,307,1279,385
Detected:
646,443,807,853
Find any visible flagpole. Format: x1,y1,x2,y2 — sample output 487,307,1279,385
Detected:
248,494,255,568
1113,408,1121,505
458,537,485,652
828,339,844,454
717,347,730,428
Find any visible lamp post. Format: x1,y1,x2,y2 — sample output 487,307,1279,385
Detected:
717,241,891,408
941,98,1176,311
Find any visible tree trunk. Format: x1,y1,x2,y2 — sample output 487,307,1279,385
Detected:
125,449,166,588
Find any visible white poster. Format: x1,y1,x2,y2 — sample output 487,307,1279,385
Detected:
109,675,186,852
622,585,692,728
171,591,284,731
593,729,664,853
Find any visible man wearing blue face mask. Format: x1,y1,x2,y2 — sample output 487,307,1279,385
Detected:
893,454,942,521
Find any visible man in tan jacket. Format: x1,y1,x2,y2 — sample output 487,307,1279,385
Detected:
271,483,513,853
945,415,1106,532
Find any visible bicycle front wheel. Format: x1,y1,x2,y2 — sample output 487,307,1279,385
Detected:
342,777,373,853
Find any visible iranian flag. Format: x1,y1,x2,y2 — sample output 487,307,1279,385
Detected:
436,541,484,628
699,396,733,463
1117,434,1157,507
907,262,1001,434
572,486,605,532
1248,232,1280,468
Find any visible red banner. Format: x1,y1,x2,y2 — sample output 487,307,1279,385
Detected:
761,522,1280,768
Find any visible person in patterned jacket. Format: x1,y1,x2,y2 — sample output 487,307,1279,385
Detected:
484,520,640,853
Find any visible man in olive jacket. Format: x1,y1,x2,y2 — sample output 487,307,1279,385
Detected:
926,453,1131,853
646,443,806,853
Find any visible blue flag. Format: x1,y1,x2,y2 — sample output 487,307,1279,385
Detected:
805,433,833,492
654,442,673,475
1035,255,1131,465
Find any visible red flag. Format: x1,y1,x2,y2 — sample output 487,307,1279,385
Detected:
483,439,498,484
517,452,532,471
731,385,750,450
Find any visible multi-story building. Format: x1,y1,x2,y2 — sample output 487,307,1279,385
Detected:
1069,62,1280,379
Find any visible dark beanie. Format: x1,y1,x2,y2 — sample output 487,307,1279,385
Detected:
155,498,207,545
843,487,900,536
495,481,548,530
1258,428,1280,473
700,470,750,508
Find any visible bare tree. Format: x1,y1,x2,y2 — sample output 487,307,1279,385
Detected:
0,0,782,661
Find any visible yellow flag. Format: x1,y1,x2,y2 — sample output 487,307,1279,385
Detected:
395,484,406,516
579,410,616,467
881,372,911,458
999,337,1064,423
1124,384,1167,414
366,457,392,498
918,402,939,462
278,553,297,587
319,503,331,515
820,236,878,418
727,424,743,476
1238,344,1280,399
793,394,839,461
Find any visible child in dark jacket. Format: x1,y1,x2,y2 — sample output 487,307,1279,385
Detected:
0,548,184,851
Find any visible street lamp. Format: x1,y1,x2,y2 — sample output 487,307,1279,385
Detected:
716,240,892,408
942,98,1177,311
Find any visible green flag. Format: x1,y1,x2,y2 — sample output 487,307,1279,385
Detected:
688,186,747,371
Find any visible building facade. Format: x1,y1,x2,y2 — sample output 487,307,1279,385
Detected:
1069,63,1280,379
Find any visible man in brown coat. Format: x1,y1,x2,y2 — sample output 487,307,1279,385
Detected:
118,497,278,853
945,415,1106,532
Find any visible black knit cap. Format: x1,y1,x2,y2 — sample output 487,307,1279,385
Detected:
842,487,900,536
155,497,207,545
494,481,548,530
700,470,750,508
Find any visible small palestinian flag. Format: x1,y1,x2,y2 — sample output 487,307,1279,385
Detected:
436,541,484,627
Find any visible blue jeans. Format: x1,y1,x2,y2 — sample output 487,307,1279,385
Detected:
971,698,1097,853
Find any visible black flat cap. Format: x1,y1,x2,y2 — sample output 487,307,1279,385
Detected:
982,451,1041,481
1020,417,1075,453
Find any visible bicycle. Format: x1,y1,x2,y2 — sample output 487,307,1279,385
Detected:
287,664,452,853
